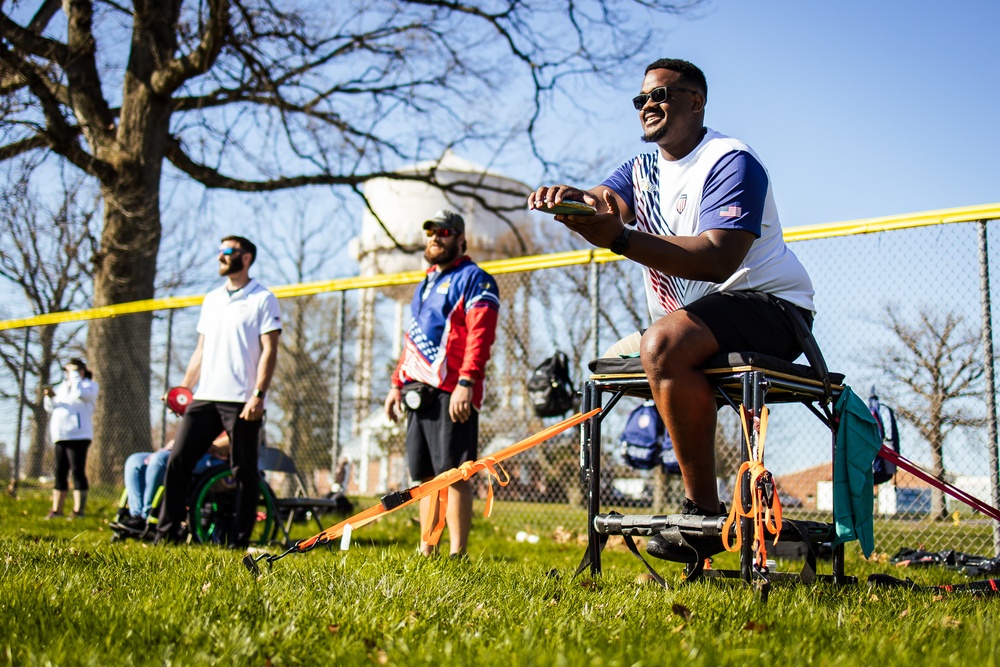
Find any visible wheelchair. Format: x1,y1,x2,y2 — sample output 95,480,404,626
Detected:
111,446,353,547
111,460,277,546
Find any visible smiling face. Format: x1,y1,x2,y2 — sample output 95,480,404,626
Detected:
637,68,706,160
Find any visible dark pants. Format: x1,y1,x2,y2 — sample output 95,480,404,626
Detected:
53,439,90,491
157,400,261,547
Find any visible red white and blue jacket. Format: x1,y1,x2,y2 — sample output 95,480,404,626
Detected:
391,256,500,409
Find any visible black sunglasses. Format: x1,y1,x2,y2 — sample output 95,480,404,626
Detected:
632,86,698,110
425,228,459,238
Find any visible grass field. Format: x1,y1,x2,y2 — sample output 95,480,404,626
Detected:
2,488,999,666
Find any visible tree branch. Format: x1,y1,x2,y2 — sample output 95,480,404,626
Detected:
152,0,230,96
62,0,115,150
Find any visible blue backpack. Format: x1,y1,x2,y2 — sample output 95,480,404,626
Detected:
619,402,680,473
868,390,900,485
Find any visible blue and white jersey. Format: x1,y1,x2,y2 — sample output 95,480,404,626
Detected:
602,128,814,321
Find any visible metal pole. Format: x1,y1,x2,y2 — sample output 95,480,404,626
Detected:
160,309,174,450
9,328,30,497
331,292,346,475
976,219,1000,557
589,254,600,361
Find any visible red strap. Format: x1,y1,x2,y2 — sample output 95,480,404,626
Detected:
879,446,1000,522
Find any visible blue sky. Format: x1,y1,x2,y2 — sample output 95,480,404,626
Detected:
556,0,999,228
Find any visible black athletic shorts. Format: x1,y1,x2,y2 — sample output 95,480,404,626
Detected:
405,386,479,481
682,290,814,362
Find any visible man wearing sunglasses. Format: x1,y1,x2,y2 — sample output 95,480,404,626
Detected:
528,58,814,565
384,210,500,558
156,235,282,548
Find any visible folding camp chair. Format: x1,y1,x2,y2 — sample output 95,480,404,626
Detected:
258,445,354,547
579,324,857,594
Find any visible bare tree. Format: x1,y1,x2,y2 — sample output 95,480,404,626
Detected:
0,0,703,481
874,306,986,520
258,204,356,483
0,162,96,479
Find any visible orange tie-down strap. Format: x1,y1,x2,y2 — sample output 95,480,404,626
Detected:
722,406,783,567
291,408,602,554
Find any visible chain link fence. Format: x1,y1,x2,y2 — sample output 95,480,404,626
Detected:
2,215,999,558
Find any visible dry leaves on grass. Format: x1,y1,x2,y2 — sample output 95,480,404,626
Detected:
743,621,771,633
551,525,574,543
672,603,692,620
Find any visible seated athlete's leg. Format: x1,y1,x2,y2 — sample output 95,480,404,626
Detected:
124,452,149,518
601,331,642,358
640,309,721,512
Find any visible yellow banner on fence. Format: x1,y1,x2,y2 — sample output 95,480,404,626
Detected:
2,202,998,332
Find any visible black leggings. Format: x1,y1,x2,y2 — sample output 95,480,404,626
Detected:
54,439,90,491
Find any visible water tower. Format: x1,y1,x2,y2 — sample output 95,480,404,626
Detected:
348,151,536,492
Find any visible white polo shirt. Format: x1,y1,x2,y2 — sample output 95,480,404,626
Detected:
194,278,282,403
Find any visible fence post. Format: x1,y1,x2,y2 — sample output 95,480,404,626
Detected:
976,219,1000,557
160,309,174,450
589,253,600,361
331,291,346,476
8,328,30,497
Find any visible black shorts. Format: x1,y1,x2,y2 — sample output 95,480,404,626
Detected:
682,291,814,362
405,387,479,481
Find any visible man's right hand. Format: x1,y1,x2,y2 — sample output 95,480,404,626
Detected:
384,387,403,423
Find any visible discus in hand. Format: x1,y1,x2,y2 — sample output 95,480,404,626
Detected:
166,387,193,416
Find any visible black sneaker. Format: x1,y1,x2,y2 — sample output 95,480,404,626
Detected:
646,499,728,564
117,515,148,533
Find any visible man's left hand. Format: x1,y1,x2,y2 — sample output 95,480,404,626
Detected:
559,190,626,249
240,395,265,421
449,384,473,423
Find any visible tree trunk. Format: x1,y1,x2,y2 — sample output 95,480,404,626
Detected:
928,409,948,521
86,171,162,485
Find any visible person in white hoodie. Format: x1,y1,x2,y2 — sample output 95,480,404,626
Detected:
43,358,99,519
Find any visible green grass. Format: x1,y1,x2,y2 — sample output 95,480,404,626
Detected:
2,490,1000,666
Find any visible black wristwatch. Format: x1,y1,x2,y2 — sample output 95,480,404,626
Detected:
609,227,632,255
457,378,473,388
252,388,266,399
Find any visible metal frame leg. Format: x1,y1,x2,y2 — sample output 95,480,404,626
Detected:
585,380,604,576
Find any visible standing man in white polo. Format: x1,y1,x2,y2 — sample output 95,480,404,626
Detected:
156,235,282,548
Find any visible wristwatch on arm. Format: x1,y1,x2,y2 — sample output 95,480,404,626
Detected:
609,227,632,255
457,378,473,388
252,388,266,399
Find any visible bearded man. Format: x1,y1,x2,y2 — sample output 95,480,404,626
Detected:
383,211,500,558
156,235,282,548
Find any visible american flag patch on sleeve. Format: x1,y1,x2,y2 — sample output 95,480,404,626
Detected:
720,206,742,218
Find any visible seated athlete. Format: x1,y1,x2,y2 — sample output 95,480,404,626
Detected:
113,432,230,534
528,58,814,563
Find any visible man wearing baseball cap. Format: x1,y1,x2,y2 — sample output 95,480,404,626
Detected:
384,210,500,558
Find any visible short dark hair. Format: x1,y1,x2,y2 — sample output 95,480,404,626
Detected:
221,235,257,266
644,58,707,100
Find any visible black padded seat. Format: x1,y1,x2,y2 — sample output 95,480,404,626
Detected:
587,353,844,405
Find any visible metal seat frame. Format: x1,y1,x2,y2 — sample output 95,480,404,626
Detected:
580,353,856,588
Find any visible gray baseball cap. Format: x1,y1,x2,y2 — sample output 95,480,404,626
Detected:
422,210,465,234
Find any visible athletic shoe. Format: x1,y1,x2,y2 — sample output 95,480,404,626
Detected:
69,511,85,520
115,515,147,533
645,499,728,564
44,510,63,520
